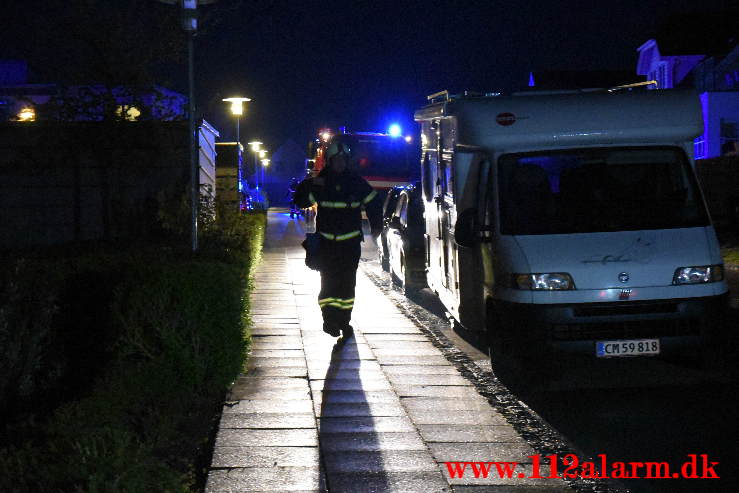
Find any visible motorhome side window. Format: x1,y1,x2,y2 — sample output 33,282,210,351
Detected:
497,147,710,235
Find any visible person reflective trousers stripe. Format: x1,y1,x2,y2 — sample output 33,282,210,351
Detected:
319,230,361,241
318,297,355,310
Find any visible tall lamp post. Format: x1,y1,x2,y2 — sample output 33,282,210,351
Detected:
157,0,217,251
248,141,263,188
222,97,251,144
259,150,268,188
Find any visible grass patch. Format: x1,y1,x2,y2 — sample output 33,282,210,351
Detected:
0,210,266,492
718,229,739,266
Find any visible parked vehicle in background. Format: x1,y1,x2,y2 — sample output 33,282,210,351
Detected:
385,183,426,293
378,186,404,271
414,88,728,377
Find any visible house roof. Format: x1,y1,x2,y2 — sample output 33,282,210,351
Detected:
655,12,738,56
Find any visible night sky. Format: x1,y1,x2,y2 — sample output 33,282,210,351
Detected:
4,0,738,152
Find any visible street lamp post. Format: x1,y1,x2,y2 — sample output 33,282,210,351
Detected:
222,97,251,145
259,150,268,188
157,0,217,252
248,141,263,188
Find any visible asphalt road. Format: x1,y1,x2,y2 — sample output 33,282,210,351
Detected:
360,237,739,493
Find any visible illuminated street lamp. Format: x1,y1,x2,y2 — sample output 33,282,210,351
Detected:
156,0,218,251
259,152,269,188
17,107,35,122
247,141,264,187
222,96,251,144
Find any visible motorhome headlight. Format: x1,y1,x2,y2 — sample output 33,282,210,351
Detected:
672,265,723,285
513,273,575,290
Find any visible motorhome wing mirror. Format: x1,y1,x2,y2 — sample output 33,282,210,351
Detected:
389,216,402,230
454,208,479,248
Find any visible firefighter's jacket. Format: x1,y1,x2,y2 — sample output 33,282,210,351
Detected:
295,168,382,242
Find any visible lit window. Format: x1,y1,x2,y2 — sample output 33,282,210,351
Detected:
116,105,141,121
17,107,35,122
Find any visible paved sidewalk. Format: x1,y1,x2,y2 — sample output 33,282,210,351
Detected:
206,211,572,493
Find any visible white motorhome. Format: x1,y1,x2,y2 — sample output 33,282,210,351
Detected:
414,89,728,368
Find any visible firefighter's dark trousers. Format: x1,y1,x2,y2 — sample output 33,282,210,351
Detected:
318,238,362,330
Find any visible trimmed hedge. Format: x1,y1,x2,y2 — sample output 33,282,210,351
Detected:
0,211,265,492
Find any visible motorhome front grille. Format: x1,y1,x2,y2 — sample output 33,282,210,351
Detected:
572,302,678,317
551,318,702,341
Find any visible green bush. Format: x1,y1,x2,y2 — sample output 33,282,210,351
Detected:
0,211,266,493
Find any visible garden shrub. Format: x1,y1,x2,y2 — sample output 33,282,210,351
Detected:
0,210,266,492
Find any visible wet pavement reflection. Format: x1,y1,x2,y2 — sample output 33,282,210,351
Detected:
206,209,576,493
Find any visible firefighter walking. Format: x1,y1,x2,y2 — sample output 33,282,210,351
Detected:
295,141,382,339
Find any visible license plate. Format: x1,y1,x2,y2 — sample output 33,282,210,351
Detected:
596,339,660,358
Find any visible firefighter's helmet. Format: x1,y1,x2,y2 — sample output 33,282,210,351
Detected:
325,141,351,160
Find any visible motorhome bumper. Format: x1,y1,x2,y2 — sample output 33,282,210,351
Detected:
494,294,728,354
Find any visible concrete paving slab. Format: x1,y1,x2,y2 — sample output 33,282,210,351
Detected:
319,432,427,451
251,322,301,329
428,442,538,462
246,357,306,368
249,349,305,358
310,379,393,392
246,366,308,377
231,376,310,390
363,334,431,343
381,365,459,375
313,390,401,404
327,471,450,493
323,450,440,473
312,368,386,380
210,445,319,468
394,385,484,398
318,416,416,433
388,374,473,386
359,326,423,334
417,425,523,443
251,335,303,344
222,399,314,414
249,328,302,336
250,311,298,317
216,428,318,447
405,408,508,426
306,355,380,366
401,397,494,412
218,413,316,429
206,466,320,492
228,387,310,400
252,341,305,349
376,355,451,365
372,343,443,356
317,401,408,417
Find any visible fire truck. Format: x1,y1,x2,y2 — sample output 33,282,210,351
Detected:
307,127,419,193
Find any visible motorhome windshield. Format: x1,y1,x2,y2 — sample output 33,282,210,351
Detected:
498,147,710,235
